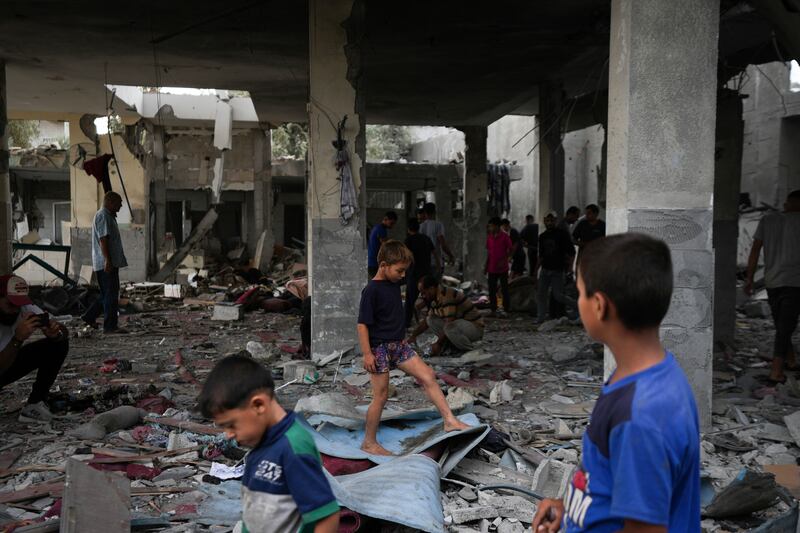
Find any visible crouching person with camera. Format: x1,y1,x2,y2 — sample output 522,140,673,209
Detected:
0,275,68,422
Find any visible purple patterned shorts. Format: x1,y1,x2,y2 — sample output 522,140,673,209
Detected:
371,341,416,373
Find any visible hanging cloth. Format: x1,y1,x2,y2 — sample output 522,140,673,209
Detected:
83,154,113,193
334,116,357,225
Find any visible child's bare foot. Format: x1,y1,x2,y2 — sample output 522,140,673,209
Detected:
361,441,394,456
444,418,471,432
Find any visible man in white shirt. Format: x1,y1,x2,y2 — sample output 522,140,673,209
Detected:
0,275,69,422
419,202,455,276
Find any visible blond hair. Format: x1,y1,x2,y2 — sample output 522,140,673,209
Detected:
377,239,413,266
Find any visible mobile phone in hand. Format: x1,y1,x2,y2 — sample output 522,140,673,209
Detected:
35,313,50,327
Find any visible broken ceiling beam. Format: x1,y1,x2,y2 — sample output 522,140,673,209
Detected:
151,207,218,283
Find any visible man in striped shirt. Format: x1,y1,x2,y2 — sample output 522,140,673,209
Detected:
408,275,485,355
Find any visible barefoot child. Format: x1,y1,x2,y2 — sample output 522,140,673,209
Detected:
357,240,470,455
532,233,700,533
198,356,340,533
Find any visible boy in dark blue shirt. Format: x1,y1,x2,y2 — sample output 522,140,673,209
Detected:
533,233,700,533
197,356,339,533
367,211,398,278
358,240,469,455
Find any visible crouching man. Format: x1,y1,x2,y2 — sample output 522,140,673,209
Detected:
0,275,68,422
408,275,485,355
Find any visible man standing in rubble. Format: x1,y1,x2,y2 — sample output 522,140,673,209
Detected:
82,191,128,334
746,190,800,384
0,275,69,422
420,202,455,276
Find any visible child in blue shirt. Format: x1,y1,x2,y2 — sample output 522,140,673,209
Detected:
197,356,339,533
533,233,700,533
358,240,469,455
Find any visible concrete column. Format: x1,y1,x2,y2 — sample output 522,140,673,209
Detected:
252,128,274,270
0,61,11,274
149,125,166,273
606,0,719,427
308,0,367,357
459,126,488,282
713,90,744,348
537,83,566,221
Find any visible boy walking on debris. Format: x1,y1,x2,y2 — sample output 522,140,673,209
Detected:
533,233,700,533
198,356,340,533
486,216,513,315
358,240,469,455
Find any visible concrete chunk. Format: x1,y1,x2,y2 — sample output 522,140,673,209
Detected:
212,303,243,321
447,505,499,524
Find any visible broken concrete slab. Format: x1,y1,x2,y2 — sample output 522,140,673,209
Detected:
61,459,130,533
532,458,575,499
783,411,800,448
211,303,243,321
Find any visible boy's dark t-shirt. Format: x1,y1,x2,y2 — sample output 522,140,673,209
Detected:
241,411,339,533
538,228,575,271
358,279,405,345
572,219,606,245
563,352,700,532
405,233,434,277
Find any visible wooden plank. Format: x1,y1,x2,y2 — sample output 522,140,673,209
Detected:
60,459,130,533
0,448,23,470
143,416,222,435
0,481,64,504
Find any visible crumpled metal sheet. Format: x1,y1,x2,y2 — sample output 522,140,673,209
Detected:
325,454,445,533
298,412,489,475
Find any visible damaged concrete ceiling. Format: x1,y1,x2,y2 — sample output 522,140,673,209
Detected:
1,1,798,126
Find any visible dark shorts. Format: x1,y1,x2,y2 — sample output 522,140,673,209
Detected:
371,341,416,373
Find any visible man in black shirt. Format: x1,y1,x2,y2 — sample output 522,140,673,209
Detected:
538,212,576,323
501,219,526,280
404,218,434,327
572,204,606,251
519,214,539,278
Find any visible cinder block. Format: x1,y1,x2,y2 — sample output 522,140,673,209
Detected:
212,304,243,321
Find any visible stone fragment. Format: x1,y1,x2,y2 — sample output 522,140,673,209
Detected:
489,380,514,404
447,505,499,524
742,300,770,318
212,303,243,321
497,520,525,533
783,411,800,448
458,487,478,502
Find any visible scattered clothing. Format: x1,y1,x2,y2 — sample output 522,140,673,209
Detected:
358,280,405,345
83,154,113,193
371,340,416,373
572,219,606,248
241,411,339,533
427,316,484,352
563,352,700,532
367,224,389,269
487,164,511,215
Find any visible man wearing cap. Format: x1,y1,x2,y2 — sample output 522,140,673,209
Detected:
81,192,128,333
537,212,576,323
0,275,69,422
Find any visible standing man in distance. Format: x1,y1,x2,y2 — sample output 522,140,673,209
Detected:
367,211,398,278
559,205,581,238
420,202,455,276
573,204,606,252
746,190,800,383
519,214,539,279
81,191,128,334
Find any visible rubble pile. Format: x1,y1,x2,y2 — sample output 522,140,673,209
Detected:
0,299,798,531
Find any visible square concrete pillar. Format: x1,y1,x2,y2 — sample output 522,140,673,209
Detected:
307,0,367,357
459,126,488,282
537,83,566,221
0,60,12,274
252,128,274,270
713,91,744,348
606,0,720,427
147,125,166,273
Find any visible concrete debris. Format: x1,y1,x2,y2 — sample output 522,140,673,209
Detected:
743,300,771,318
212,303,244,321
0,290,795,532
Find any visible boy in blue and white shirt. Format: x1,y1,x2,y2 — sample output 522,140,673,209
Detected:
533,233,700,533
